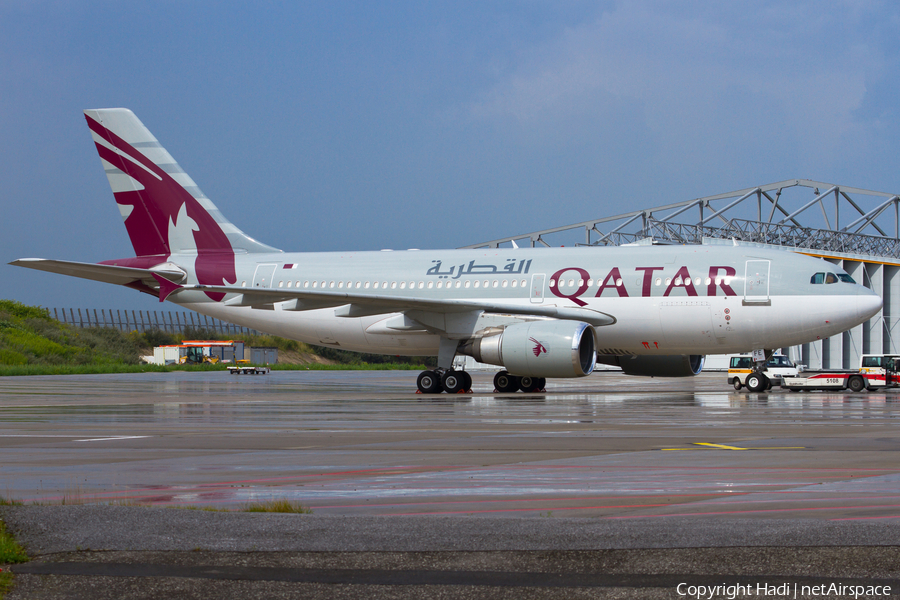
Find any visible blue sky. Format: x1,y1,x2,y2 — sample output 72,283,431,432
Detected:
3,1,900,310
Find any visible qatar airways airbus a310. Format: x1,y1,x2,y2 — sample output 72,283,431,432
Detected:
12,109,882,393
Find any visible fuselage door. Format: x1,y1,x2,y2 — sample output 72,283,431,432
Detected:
744,260,771,303
530,273,545,304
252,264,278,289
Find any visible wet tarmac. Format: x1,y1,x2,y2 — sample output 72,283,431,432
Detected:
4,370,900,598
1,369,899,519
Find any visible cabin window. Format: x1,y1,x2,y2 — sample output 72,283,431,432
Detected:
241,281,246,287
520,279,526,287
391,282,397,289
329,281,335,288
473,281,480,288
655,278,662,286
400,282,407,289
427,281,433,289
511,280,517,288
338,281,344,288
501,280,508,288
365,281,370,289
549,279,556,287
464,281,471,288
437,281,443,289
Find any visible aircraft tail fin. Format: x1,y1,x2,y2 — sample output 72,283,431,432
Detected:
83,108,280,258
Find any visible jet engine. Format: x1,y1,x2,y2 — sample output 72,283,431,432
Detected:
596,354,705,377
459,321,596,378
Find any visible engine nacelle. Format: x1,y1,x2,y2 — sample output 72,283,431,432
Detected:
460,321,596,378
596,354,705,377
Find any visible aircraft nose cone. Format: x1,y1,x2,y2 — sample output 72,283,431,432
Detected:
857,288,883,321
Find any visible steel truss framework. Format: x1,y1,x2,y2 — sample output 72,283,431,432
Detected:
464,179,900,371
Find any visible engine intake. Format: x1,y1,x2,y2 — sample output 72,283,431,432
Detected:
460,321,596,378
596,354,705,377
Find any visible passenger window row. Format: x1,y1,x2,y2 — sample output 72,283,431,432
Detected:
239,279,532,290
549,276,732,288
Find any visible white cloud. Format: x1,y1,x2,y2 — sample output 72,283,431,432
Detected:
467,1,887,178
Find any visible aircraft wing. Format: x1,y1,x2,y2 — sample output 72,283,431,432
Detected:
161,279,616,327
10,259,185,288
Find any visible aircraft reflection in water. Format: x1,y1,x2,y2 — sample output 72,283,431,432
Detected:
12,109,881,393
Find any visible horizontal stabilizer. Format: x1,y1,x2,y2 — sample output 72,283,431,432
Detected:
11,258,185,290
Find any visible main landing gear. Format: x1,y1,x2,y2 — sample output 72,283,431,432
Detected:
416,369,473,394
493,371,546,393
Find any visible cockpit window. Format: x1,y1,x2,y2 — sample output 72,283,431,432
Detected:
811,272,844,284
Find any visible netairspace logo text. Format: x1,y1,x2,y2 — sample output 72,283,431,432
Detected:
676,582,891,599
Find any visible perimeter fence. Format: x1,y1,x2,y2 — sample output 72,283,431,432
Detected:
51,308,260,336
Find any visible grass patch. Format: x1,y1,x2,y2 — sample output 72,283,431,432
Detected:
0,518,28,597
0,521,27,564
241,500,312,514
0,299,439,375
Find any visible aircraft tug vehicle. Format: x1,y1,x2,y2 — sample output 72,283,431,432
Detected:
780,354,900,392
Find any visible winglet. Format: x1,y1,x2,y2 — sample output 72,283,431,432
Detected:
152,273,183,302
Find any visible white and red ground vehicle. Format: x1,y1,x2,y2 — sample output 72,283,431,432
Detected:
780,354,900,392
729,354,799,391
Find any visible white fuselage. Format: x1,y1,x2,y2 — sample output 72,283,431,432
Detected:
169,245,879,356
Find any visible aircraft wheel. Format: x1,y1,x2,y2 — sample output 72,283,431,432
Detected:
459,371,472,392
536,377,546,391
746,373,769,393
493,371,520,393
442,370,465,394
417,370,442,394
519,376,543,393
848,376,866,393
732,379,742,391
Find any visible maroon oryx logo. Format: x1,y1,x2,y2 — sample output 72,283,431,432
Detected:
529,337,548,357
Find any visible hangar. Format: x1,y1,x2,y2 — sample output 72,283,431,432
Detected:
464,179,900,371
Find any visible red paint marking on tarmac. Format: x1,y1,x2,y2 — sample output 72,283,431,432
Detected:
390,503,675,516
307,492,744,510
311,493,900,511
829,515,900,521
603,504,900,519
